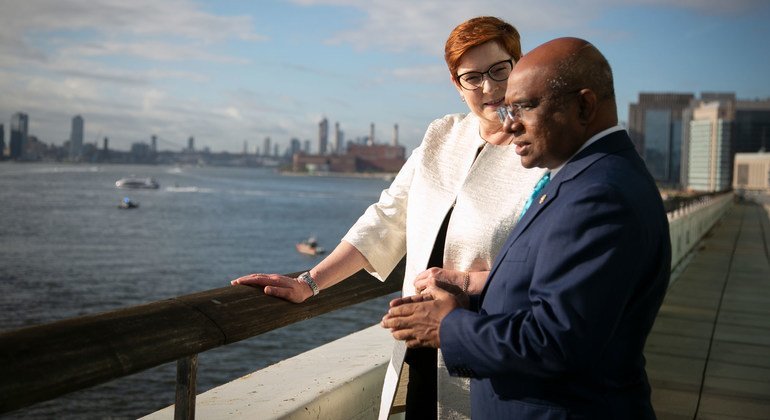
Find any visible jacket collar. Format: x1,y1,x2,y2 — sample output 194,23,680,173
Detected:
479,130,635,301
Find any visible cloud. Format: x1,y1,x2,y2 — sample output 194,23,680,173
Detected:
389,64,449,85
291,0,769,53
0,0,265,42
60,41,249,64
0,0,269,151
0,0,265,63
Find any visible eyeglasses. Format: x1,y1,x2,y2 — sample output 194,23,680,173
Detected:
456,59,513,91
497,89,582,123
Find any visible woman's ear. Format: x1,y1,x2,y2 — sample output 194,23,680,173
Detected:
452,75,464,99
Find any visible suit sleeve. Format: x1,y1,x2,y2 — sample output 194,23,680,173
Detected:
440,182,659,379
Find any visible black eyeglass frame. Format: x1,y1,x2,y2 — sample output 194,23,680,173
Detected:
455,59,514,91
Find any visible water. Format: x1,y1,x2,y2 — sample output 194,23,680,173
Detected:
0,162,397,419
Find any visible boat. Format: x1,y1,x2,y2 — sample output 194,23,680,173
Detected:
115,176,159,189
296,236,325,256
118,197,139,209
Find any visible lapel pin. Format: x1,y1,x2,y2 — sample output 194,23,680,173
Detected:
539,194,547,204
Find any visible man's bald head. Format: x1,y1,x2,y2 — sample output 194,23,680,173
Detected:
502,37,619,169
519,37,616,109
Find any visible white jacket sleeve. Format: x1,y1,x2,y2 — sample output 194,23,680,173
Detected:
341,145,421,281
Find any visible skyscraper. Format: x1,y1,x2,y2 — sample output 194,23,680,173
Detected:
333,122,341,155
680,93,736,188
680,94,769,190
628,93,694,186
10,112,28,160
734,99,770,153
69,115,84,161
0,124,5,160
687,101,733,192
318,118,328,155
263,136,271,157
290,137,302,156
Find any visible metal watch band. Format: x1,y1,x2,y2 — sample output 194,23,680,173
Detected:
298,271,320,296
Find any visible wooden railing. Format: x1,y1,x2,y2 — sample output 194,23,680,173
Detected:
0,262,404,417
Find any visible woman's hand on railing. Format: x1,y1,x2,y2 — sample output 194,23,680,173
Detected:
231,273,314,303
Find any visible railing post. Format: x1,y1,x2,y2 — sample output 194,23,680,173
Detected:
175,355,197,420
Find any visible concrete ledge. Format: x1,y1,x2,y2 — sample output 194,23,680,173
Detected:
668,192,733,271
142,325,393,419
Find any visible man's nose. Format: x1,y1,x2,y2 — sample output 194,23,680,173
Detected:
502,115,522,134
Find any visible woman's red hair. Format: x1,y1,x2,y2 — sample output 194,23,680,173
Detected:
444,16,521,80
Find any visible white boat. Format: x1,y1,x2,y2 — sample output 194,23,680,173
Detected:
115,177,159,189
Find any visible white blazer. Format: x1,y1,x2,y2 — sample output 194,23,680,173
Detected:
343,112,544,419
343,113,544,296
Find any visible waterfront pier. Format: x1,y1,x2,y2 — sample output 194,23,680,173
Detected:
646,197,770,419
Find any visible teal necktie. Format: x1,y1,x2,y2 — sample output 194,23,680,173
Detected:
519,172,551,220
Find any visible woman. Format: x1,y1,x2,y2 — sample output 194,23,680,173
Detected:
232,16,544,419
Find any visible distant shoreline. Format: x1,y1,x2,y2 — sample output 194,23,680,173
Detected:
279,170,396,181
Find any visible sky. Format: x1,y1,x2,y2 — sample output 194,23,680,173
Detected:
1,0,769,154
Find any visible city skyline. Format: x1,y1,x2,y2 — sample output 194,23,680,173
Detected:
1,0,769,153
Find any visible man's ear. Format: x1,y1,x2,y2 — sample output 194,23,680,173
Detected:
577,89,598,124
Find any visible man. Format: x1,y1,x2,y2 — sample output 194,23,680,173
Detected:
382,37,670,419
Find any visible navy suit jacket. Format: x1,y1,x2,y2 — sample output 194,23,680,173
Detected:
440,130,670,419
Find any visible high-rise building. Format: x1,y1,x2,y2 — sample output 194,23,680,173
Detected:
287,138,299,156
734,99,770,153
332,122,341,155
69,115,84,161
0,123,5,160
628,93,694,186
318,118,328,155
680,94,769,190
10,112,28,160
188,136,195,152
687,101,733,192
151,135,157,153
304,139,311,154
263,136,271,157
680,93,736,188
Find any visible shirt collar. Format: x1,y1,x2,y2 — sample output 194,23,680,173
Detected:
550,125,624,178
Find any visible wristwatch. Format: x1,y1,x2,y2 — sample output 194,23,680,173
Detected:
298,271,320,296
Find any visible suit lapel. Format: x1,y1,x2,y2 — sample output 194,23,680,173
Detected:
479,131,635,304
